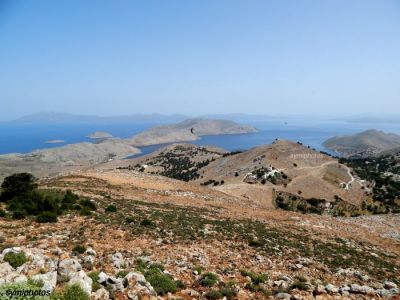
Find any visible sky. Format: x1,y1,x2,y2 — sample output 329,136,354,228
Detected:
0,0,399,120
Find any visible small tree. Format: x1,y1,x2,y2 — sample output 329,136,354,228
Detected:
0,173,36,202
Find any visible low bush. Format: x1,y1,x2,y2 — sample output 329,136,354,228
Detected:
72,245,86,254
61,283,90,300
87,271,101,292
105,205,117,212
205,290,223,299
145,269,177,295
200,272,218,287
4,251,27,268
291,280,309,291
140,218,153,227
0,281,46,300
36,211,58,223
125,216,135,223
220,287,236,299
116,269,130,278
242,271,267,285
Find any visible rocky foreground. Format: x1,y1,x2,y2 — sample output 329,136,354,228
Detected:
0,170,399,299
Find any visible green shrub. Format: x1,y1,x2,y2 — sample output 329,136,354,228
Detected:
145,269,177,295
220,287,236,299
125,216,135,223
135,258,147,273
87,271,101,292
4,251,27,268
105,205,117,212
175,279,186,289
192,265,203,274
241,270,268,285
0,281,47,300
248,239,262,247
61,283,90,300
149,263,164,271
79,208,92,216
205,290,223,299
0,209,6,217
12,210,26,219
80,199,96,211
245,283,266,293
291,280,309,291
200,272,218,287
140,218,153,227
116,269,130,278
72,245,86,254
36,211,58,223
62,190,79,204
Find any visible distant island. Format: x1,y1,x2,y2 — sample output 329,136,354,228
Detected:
127,118,258,146
87,131,113,139
45,139,65,144
323,129,400,157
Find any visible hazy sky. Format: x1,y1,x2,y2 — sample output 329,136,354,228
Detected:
0,0,399,120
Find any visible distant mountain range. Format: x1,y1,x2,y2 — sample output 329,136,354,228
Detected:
8,112,341,124
8,112,400,124
343,114,400,124
9,112,188,124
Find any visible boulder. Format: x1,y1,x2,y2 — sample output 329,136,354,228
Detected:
0,262,14,278
384,281,397,290
314,284,326,294
110,252,126,269
97,271,110,284
31,271,57,292
58,258,82,279
85,247,96,256
349,284,375,295
0,262,27,284
376,288,399,298
125,271,155,295
325,283,338,294
82,255,95,266
93,287,109,300
1,247,22,257
275,292,291,299
97,272,126,292
68,270,93,295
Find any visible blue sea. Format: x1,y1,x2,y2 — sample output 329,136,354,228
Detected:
1,119,400,157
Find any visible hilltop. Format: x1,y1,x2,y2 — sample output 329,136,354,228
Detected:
323,129,400,157
119,140,368,214
87,131,113,139
127,118,257,146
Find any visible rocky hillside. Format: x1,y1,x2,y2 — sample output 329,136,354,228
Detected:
127,118,257,146
122,140,369,213
0,170,399,299
323,129,400,157
119,144,227,182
